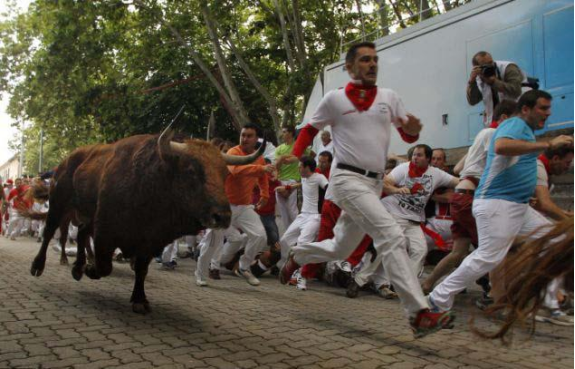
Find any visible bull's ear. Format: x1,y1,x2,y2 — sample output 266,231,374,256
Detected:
158,129,176,161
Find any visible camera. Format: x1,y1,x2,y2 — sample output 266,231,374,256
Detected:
480,64,497,78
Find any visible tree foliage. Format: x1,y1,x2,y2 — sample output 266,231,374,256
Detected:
0,0,467,174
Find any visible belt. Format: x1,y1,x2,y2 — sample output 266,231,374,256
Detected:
455,189,475,195
336,163,384,180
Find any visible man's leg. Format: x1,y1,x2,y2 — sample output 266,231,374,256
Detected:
422,238,470,293
196,229,223,281
232,206,268,272
398,219,428,278
430,199,526,311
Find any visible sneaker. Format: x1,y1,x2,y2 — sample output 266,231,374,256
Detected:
209,268,221,280
154,256,162,263
535,308,574,326
375,284,398,299
279,252,300,285
336,260,353,273
346,279,361,298
288,269,300,286
475,293,494,311
235,268,260,286
410,309,455,338
162,261,177,270
196,278,208,287
426,294,443,313
296,274,307,291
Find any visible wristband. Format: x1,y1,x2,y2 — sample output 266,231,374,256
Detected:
285,185,292,192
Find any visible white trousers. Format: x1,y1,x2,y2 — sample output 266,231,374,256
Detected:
276,180,299,230
354,216,427,287
220,205,267,271
425,217,453,250
7,209,24,238
196,227,239,278
292,168,428,315
278,212,321,268
430,199,553,311
162,242,178,263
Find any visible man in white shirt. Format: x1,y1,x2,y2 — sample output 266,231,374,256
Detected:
350,144,458,297
315,130,334,163
279,42,454,338
277,156,328,290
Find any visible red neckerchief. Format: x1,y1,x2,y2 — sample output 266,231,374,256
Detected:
421,224,448,251
538,154,551,176
489,120,499,129
408,161,428,178
345,82,377,112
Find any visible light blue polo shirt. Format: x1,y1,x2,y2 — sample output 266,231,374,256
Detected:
475,117,538,204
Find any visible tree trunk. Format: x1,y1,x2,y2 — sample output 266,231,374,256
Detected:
355,0,366,41
389,1,408,28
417,0,433,20
224,36,282,135
375,0,390,37
132,0,245,130
272,0,296,71
200,2,251,128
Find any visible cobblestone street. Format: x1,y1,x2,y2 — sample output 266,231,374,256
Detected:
0,236,572,369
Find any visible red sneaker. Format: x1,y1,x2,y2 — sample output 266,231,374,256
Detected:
410,309,455,338
279,253,300,285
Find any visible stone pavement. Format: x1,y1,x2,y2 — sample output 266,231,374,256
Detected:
0,236,572,369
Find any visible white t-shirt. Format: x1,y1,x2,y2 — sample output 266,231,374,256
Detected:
301,172,329,214
316,140,334,162
382,162,456,222
460,128,496,179
536,159,549,188
307,87,408,173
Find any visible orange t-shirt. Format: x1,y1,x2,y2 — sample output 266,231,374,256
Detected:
225,146,269,206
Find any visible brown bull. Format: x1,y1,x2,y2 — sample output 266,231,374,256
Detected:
30,131,264,313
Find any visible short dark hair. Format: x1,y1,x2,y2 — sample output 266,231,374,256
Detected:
543,145,574,160
432,148,446,160
517,90,552,112
411,144,433,160
300,155,317,172
493,99,518,121
242,122,261,136
472,51,490,66
318,151,333,163
282,125,296,137
346,41,376,65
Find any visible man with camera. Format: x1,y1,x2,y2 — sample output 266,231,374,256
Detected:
467,51,525,127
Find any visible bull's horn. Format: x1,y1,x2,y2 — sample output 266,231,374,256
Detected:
221,140,267,165
158,129,175,160
169,141,188,154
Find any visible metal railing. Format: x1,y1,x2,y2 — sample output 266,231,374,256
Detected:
340,0,471,55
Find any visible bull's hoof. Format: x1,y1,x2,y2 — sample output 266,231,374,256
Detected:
71,265,84,281
132,302,151,314
30,258,46,277
84,265,101,280
60,257,69,265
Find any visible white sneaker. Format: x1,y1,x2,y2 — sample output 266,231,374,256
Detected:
194,271,208,287
339,261,353,273
296,275,307,291
535,308,574,326
196,278,208,287
235,268,260,286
